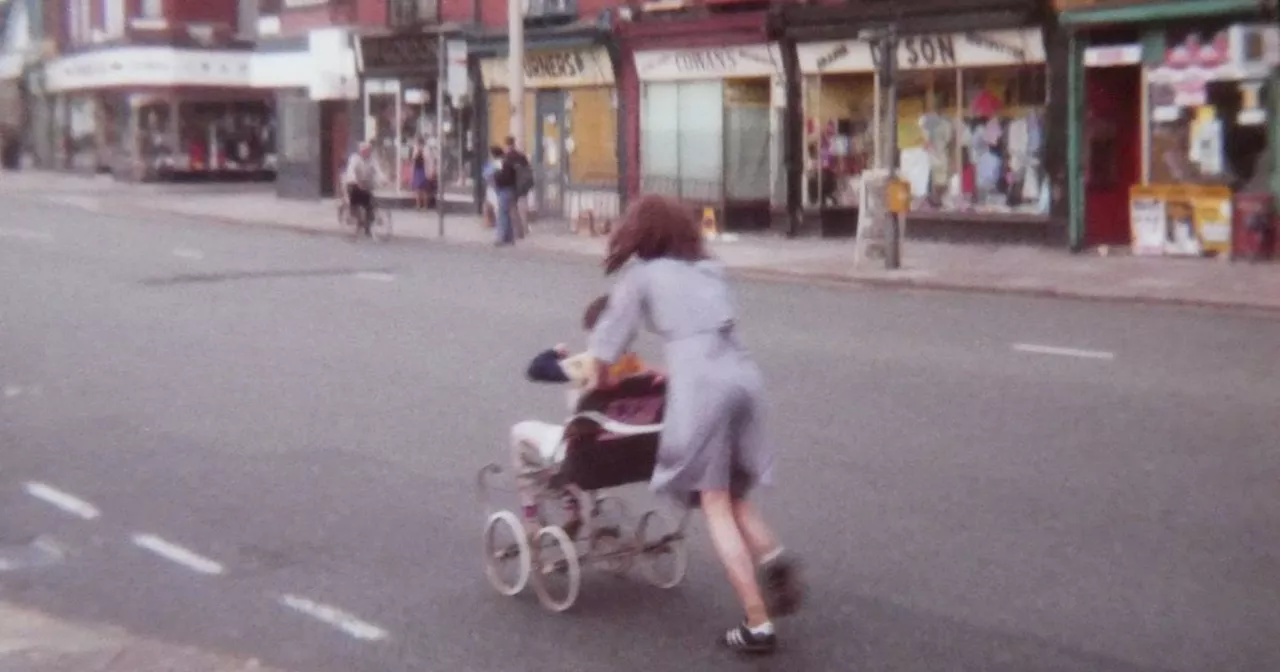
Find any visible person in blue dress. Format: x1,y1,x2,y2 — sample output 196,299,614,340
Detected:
587,194,804,655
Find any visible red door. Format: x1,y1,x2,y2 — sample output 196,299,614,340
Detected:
328,103,351,197
1084,66,1142,246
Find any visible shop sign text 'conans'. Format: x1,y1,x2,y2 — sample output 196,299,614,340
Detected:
636,45,781,81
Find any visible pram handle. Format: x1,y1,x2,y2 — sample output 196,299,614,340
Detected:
566,411,663,437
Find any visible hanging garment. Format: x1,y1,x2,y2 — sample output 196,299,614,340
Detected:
1006,117,1030,173
983,118,1003,146
1021,166,1041,203
1188,115,1224,176
976,152,1003,192
969,123,988,161
900,147,933,198
1026,113,1043,154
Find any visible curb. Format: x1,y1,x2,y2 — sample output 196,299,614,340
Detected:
736,266,1280,316
35,192,1280,317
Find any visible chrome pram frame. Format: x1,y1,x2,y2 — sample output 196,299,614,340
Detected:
476,375,692,613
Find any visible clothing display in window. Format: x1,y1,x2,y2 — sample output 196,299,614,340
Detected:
1188,107,1224,176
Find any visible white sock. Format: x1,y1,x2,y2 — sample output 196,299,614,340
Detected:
760,546,784,565
749,621,775,636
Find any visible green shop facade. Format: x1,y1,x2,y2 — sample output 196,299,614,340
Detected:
1059,0,1280,259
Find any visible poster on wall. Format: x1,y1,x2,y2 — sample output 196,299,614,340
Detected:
1129,186,1168,256
1131,184,1234,257
1188,186,1233,256
854,169,891,268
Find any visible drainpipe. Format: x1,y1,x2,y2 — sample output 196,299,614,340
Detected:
778,34,798,238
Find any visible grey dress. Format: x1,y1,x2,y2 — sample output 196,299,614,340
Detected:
589,258,774,505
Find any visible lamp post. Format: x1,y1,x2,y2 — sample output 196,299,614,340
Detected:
881,27,901,270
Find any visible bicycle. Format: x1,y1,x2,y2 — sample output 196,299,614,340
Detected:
336,183,392,242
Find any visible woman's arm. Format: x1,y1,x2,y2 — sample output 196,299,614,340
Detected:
588,265,645,365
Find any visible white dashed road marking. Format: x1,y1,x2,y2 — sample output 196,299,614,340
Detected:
131,534,225,575
0,228,54,242
278,594,389,642
353,272,395,282
1012,343,1116,360
3,385,22,398
24,482,101,520
172,248,205,260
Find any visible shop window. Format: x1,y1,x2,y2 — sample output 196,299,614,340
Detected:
177,101,273,173
566,87,617,189
724,79,771,201
641,81,724,201
803,73,875,208
64,95,98,171
136,100,174,172
1149,79,1270,191
896,65,1047,215
440,93,474,197
640,82,678,196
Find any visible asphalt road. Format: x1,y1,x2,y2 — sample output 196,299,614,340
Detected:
1,193,1278,672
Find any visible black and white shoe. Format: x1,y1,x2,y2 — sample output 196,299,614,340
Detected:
759,554,804,618
719,622,776,655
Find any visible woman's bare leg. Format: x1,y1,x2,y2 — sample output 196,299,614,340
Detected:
701,490,770,627
731,499,781,561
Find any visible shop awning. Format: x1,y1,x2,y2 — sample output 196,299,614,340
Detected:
1057,0,1275,26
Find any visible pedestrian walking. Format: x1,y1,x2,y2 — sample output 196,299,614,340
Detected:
502,136,533,238
492,144,518,246
410,137,431,211
586,194,804,655
482,146,504,229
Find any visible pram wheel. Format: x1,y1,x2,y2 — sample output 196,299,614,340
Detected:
530,525,581,612
636,510,688,589
483,511,531,597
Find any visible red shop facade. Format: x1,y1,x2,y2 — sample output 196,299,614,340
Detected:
616,6,782,231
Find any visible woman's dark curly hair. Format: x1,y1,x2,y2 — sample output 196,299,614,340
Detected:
604,194,707,275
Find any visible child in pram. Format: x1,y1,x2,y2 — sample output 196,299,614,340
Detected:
509,295,657,537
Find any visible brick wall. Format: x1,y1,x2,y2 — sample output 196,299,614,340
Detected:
353,0,387,26
169,0,239,27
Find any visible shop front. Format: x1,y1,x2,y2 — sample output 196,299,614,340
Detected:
1060,0,1280,259
478,46,619,221
356,30,473,206
41,47,275,181
775,0,1060,241
796,30,1048,226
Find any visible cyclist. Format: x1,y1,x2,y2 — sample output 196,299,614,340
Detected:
342,142,388,236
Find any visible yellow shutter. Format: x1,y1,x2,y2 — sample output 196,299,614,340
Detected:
487,89,509,154
567,86,618,188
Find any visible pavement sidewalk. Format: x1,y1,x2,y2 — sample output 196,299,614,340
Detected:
0,601,279,671
8,170,1280,312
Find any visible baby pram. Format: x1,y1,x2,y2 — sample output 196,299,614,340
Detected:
476,373,691,612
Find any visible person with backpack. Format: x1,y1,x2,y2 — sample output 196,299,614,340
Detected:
495,136,534,242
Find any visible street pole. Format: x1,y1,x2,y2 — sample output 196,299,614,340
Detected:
883,28,902,270
507,0,525,150
436,35,446,238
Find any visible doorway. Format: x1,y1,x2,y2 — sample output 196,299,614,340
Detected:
1084,66,1141,246
534,90,567,217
